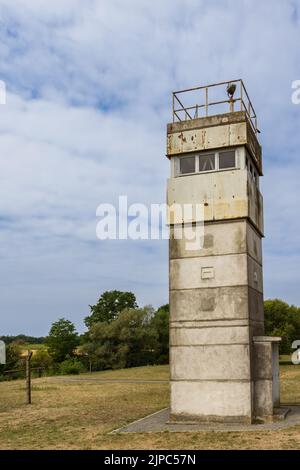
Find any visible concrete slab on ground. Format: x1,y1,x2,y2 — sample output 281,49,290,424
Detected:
112,406,300,433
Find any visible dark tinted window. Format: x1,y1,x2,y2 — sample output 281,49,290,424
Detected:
199,153,215,171
179,156,195,174
219,150,235,169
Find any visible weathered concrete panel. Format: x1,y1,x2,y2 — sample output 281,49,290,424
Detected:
171,380,252,419
170,220,247,259
167,170,248,224
248,177,264,235
253,337,281,415
167,171,263,235
167,123,247,156
171,344,250,380
249,322,264,338
170,326,249,346
246,120,263,175
253,380,273,417
170,286,249,321
272,343,280,406
253,342,273,380
248,287,264,324
170,220,262,263
247,256,263,293
170,254,248,290
246,223,263,265
167,111,248,135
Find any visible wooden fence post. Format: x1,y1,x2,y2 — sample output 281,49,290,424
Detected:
26,350,33,404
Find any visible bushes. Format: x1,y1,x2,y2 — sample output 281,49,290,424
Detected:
31,350,53,370
150,304,169,364
265,299,300,354
59,359,85,375
82,304,170,371
85,306,158,370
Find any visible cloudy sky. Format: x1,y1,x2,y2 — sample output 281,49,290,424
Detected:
0,0,299,336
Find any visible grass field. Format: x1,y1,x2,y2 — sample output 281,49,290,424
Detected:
22,343,47,350
17,343,48,357
1,364,300,450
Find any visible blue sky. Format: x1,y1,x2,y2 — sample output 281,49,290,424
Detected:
0,0,300,336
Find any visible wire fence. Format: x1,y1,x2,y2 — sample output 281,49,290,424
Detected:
1,367,44,381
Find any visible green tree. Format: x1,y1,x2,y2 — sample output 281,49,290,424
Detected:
264,299,300,354
84,290,138,328
86,306,157,370
151,304,169,364
0,335,46,345
78,341,100,372
46,318,79,363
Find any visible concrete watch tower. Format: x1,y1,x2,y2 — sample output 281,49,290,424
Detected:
167,80,282,423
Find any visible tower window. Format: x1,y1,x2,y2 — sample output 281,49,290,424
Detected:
175,148,238,177
219,150,236,169
179,156,195,174
199,153,215,172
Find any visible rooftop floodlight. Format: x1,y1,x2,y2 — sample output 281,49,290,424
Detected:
226,82,237,99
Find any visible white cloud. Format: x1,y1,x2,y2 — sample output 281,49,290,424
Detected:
0,0,299,334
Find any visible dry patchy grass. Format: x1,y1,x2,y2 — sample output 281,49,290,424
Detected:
0,364,300,450
280,365,300,403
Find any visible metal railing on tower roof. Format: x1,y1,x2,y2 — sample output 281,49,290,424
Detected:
172,79,258,135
